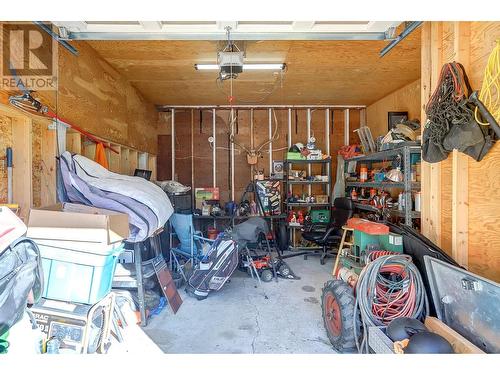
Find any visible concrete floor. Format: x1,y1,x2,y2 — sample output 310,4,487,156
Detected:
142,254,337,354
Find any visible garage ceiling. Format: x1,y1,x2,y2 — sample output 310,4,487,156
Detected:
66,22,421,106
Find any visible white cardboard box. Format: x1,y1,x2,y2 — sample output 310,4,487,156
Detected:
27,203,129,245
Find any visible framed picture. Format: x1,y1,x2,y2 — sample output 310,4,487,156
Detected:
388,111,408,131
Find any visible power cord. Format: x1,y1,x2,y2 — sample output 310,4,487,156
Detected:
475,40,500,125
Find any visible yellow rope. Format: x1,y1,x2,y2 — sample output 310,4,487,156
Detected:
475,40,500,125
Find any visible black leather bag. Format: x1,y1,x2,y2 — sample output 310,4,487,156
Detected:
0,238,43,336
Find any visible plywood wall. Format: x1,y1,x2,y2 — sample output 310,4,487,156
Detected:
0,114,13,203
366,79,421,138
157,108,361,202
0,23,158,155
421,21,500,282
54,42,159,154
0,105,54,219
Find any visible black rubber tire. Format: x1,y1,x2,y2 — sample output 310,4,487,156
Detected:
321,279,359,353
275,220,289,253
278,263,290,277
185,285,208,300
260,269,273,282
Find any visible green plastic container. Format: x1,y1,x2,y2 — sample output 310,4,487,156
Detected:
311,209,330,223
286,152,305,160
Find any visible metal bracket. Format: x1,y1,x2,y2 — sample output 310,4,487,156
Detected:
384,26,397,40
34,21,79,56
380,21,423,57
58,26,69,40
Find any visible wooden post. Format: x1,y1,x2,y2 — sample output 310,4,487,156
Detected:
40,124,57,207
451,22,470,267
148,155,157,181
108,144,121,173
360,108,367,127
420,22,433,240
11,117,33,221
344,109,350,146
191,109,194,192
83,142,96,160
421,21,443,246
129,149,138,175
66,132,82,154
120,147,130,175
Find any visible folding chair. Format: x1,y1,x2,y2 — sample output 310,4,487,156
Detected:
168,213,214,280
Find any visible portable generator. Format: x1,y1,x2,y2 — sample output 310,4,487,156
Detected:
30,292,115,354
334,220,404,284
322,219,406,352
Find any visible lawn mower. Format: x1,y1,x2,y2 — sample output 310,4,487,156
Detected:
240,254,295,282
321,218,428,353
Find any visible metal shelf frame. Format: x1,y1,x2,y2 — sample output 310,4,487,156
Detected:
287,180,329,185
344,144,421,226
284,158,332,251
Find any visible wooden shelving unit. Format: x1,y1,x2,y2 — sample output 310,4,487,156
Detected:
65,130,157,179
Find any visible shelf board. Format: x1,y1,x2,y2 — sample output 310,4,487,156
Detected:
286,202,331,207
286,180,329,185
285,158,331,164
346,181,421,189
193,214,286,220
353,202,421,218
344,144,421,162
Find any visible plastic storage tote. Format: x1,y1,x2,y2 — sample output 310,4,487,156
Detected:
37,241,124,305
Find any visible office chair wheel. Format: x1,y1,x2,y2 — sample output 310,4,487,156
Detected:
303,255,308,260
320,257,326,265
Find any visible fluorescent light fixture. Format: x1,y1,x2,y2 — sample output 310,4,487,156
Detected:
194,63,286,71
194,64,219,70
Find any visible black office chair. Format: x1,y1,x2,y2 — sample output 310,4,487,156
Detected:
301,197,354,264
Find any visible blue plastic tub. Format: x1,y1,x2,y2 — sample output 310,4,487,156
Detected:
37,241,124,305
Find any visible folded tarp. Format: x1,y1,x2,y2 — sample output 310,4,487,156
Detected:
59,152,173,242
72,154,172,225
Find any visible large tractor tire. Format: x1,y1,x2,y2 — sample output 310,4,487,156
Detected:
321,279,359,353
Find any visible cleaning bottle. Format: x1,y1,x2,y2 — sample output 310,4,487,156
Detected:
350,188,357,200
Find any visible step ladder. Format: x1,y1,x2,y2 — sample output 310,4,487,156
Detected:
332,226,354,277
